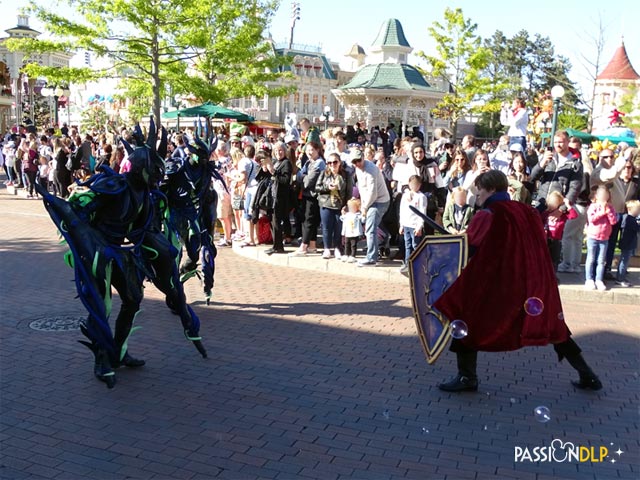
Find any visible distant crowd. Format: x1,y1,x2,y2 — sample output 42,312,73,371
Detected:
2,104,639,290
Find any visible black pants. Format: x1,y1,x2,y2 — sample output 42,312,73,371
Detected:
450,337,582,359
272,205,288,250
24,170,37,196
548,238,562,271
345,236,359,257
301,196,319,245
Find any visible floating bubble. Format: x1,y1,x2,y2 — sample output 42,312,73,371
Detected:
422,427,429,434
534,406,551,423
483,425,488,431
510,398,516,404
486,392,491,398
450,320,468,339
382,409,390,420
524,297,544,316
557,312,564,321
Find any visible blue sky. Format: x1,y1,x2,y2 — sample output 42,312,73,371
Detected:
3,0,639,98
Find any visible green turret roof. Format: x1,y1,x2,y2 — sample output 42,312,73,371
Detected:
339,63,436,91
372,19,410,48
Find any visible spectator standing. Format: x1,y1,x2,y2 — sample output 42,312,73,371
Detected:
290,142,325,256
529,130,583,210
462,135,477,164
398,175,427,273
500,98,529,151
351,149,390,266
584,186,618,291
265,142,293,255
616,200,640,287
443,187,474,234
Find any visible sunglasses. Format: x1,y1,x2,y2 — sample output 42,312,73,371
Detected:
326,161,339,165
600,155,613,159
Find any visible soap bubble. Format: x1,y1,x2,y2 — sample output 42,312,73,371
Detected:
382,409,390,420
534,406,551,423
524,297,544,316
557,312,564,321
422,427,429,434
450,320,468,339
510,398,516,404
483,425,488,431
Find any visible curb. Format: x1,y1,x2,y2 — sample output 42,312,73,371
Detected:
231,243,640,306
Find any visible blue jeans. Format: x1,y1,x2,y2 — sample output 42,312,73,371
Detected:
403,227,422,264
585,238,608,282
320,207,342,250
364,201,389,262
617,249,633,281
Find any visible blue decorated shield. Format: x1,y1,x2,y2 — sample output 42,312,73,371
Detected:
409,234,468,364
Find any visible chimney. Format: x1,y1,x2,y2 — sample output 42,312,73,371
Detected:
17,15,29,28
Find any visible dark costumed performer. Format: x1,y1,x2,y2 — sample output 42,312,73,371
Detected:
36,119,206,388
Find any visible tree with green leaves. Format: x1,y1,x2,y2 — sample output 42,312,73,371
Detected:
417,7,493,139
8,0,292,126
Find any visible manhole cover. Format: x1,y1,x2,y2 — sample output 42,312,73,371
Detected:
29,315,84,332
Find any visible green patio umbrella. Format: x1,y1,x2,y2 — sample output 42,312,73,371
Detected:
162,101,254,122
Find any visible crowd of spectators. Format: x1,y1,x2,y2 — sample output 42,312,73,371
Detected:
2,109,639,289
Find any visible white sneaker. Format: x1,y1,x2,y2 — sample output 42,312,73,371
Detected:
322,249,331,259
289,249,307,257
334,248,342,260
340,255,348,262
347,256,356,263
584,280,596,291
595,280,607,291
557,263,570,273
399,265,408,274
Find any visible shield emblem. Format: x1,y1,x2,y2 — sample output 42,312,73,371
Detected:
409,234,468,364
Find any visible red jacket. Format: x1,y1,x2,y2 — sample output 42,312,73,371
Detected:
541,206,578,241
435,197,570,352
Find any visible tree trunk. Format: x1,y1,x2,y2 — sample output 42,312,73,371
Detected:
151,30,161,128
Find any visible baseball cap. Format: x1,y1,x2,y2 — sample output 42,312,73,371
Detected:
350,149,363,163
284,134,297,144
509,143,524,152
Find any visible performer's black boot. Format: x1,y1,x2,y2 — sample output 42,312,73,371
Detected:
565,353,602,391
119,352,146,368
94,348,116,389
554,339,602,391
438,351,478,392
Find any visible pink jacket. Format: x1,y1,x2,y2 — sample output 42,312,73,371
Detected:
586,202,618,241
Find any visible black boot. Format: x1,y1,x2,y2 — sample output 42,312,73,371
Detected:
94,349,116,389
119,352,146,368
566,353,602,391
438,351,478,392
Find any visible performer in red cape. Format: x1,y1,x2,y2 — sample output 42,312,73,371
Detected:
434,170,602,392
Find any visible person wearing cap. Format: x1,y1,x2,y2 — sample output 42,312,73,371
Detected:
489,134,513,174
351,149,390,266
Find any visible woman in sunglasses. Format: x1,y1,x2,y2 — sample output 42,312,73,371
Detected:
315,153,353,259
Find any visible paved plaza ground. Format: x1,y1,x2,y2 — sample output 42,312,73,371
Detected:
1,190,639,480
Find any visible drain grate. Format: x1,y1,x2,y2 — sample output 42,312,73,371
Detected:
28,314,84,332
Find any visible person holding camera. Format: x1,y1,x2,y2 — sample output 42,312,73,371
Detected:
529,130,583,213
500,98,529,151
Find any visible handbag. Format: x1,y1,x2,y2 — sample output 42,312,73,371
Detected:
232,163,254,210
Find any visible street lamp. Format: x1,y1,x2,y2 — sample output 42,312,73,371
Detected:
41,85,69,127
549,85,565,145
319,105,334,131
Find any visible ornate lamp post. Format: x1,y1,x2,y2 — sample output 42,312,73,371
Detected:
319,105,334,131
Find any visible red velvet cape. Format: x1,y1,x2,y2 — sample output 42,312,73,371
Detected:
434,199,570,352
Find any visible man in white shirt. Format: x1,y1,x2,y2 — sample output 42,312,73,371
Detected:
351,149,390,266
500,98,529,151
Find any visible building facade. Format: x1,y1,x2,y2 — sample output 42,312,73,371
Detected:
0,15,72,133
591,41,640,134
